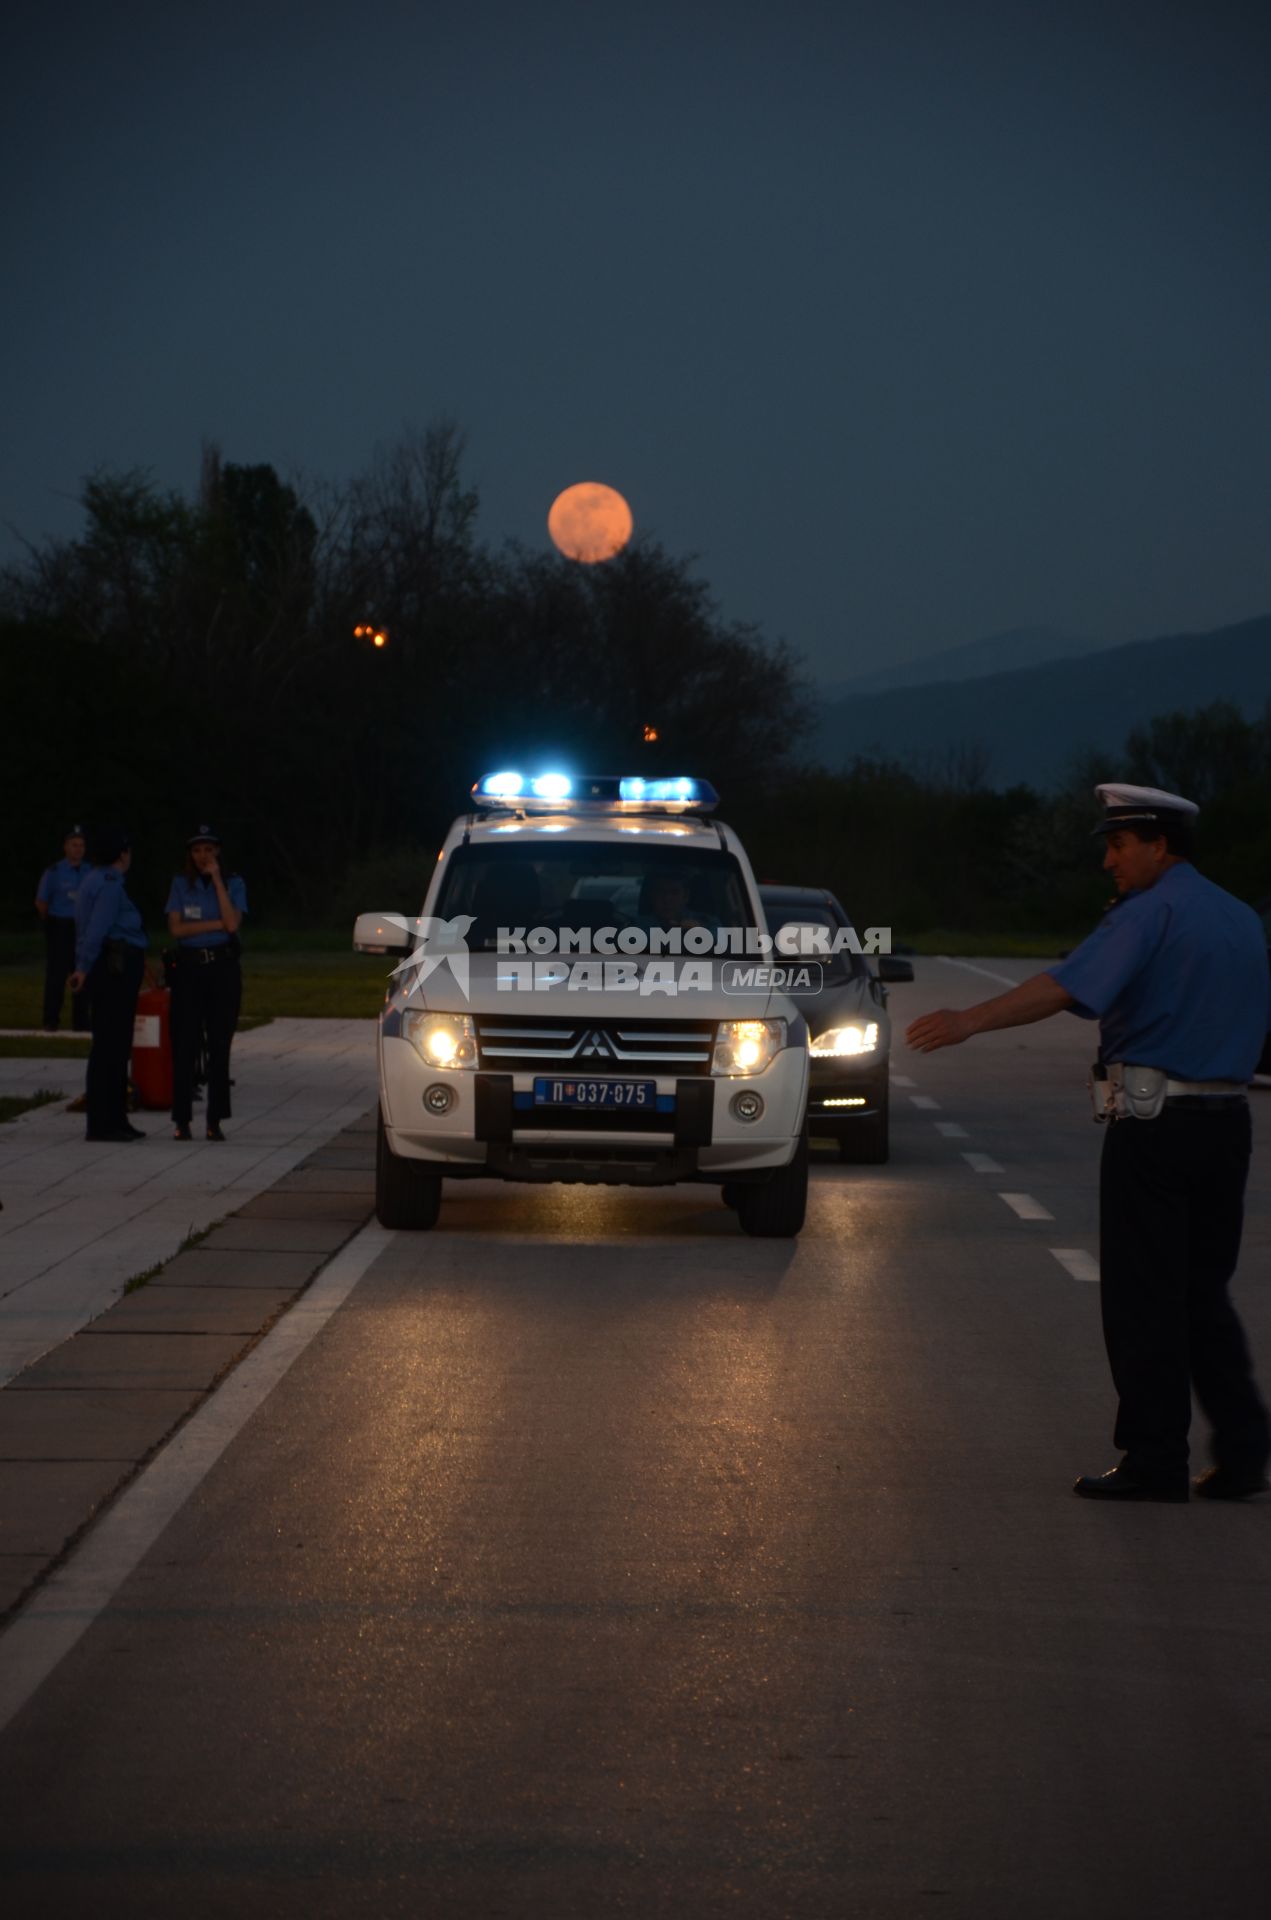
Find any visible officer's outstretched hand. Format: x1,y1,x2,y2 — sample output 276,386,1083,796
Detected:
906,1008,974,1053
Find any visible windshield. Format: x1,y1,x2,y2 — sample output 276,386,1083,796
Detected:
760,900,865,981
435,843,754,951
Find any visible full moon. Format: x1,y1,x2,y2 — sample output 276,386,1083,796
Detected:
547,482,633,563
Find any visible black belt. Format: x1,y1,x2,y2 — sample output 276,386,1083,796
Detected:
184,945,236,965
1164,1094,1248,1112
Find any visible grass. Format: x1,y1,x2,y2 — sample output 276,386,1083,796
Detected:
0,1088,65,1124
0,942,390,1028
0,1034,92,1058
0,926,1084,1027
123,1217,223,1294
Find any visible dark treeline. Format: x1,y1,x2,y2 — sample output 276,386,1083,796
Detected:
4,425,1268,938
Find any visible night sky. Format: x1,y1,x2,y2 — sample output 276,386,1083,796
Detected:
4,0,1269,684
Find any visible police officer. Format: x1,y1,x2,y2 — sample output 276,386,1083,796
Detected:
907,783,1271,1503
34,825,90,1032
68,827,149,1142
166,826,246,1142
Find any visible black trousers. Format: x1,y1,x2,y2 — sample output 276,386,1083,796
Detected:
1099,1103,1269,1479
170,952,241,1126
85,946,144,1136
43,918,90,1031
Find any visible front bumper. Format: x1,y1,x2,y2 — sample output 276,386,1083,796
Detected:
805,1054,887,1124
380,1038,808,1183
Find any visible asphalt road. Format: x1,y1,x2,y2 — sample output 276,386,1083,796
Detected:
2,957,1269,1918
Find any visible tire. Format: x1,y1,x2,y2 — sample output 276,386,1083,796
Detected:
836,1079,889,1165
736,1131,808,1238
375,1106,443,1229
720,1181,744,1211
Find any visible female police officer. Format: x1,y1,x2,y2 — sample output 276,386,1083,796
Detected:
68,827,148,1142
166,826,247,1142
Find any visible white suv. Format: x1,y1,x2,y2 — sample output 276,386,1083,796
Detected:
354,774,811,1236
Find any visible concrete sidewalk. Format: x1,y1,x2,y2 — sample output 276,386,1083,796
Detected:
0,1020,377,1385
0,1109,376,1618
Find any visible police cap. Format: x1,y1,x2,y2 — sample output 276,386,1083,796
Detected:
187,823,222,847
1092,783,1200,836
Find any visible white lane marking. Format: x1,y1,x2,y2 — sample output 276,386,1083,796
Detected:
937,957,1022,989
0,1223,394,1736
910,1095,940,1110
998,1192,1055,1221
962,1152,1004,1174
934,1121,969,1139
1051,1248,1100,1283
890,1073,915,1088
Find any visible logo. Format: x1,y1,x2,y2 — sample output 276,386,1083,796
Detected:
579,1029,615,1058
389,914,477,1001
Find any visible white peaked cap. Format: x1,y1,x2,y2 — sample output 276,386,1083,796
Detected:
1092,782,1199,834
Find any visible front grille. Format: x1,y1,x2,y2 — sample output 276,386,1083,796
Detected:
475,1014,716,1075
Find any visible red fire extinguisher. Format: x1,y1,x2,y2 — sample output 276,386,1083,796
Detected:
131,984,173,1110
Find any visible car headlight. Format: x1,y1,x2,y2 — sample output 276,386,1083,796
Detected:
712,1017,786,1076
809,1022,879,1058
402,1010,478,1069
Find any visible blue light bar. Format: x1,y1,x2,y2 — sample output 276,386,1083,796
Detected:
530,772,572,800
618,776,716,807
471,773,718,812
475,770,525,799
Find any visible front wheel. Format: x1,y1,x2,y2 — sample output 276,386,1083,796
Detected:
376,1107,443,1229
736,1131,808,1238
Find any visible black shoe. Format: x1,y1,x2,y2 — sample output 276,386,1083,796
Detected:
173,1124,192,1142
206,1122,225,1142
1074,1466,1189,1503
1193,1466,1271,1501
85,1128,141,1143
123,1123,146,1139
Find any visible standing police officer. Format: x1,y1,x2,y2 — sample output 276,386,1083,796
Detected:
166,826,246,1142
35,825,90,1032
907,783,1271,1503
68,828,149,1142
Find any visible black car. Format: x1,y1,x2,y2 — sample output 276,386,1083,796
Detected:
759,885,913,1162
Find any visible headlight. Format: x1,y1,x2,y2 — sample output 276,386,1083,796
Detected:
809,1022,879,1058
712,1017,786,1076
402,1010,478,1069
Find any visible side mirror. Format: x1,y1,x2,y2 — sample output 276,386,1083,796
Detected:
353,911,414,955
876,955,914,983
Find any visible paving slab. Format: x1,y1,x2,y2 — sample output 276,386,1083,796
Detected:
85,1287,300,1337
0,1460,133,1555
0,1390,197,1460
10,1334,249,1394
272,1169,376,1194
0,1556,49,1614
150,1248,326,1290
199,1217,357,1254
233,1190,374,1221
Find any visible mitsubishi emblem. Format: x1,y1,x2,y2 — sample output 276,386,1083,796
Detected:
580,1029,614,1059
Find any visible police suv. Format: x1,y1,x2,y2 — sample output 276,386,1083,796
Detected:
354,774,811,1236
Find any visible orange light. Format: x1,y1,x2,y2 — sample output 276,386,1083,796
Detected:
373,631,387,648
643,724,659,742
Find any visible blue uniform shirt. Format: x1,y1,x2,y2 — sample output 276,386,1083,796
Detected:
1047,863,1271,1082
164,872,247,949
37,857,86,920
74,867,148,973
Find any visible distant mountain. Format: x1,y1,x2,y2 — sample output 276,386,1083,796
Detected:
813,614,1271,790
820,626,1108,701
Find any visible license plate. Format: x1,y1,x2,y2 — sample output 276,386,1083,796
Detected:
533,1077,657,1109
